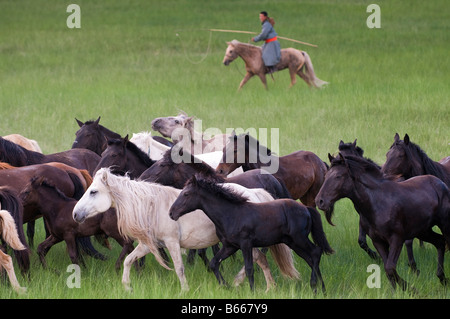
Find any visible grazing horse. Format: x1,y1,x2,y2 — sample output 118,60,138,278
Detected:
3,134,42,153
0,136,100,175
316,154,450,291
382,133,450,186
169,175,333,293
94,135,156,179
216,132,327,207
20,177,134,270
151,112,229,155
223,40,328,90
73,168,299,292
0,201,27,294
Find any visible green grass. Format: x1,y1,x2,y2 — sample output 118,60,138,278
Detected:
0,0,449,299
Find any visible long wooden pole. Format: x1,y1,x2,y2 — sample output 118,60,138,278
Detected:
208,28,318,48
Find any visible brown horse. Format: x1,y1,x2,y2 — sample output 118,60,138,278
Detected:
223,40,328,90
20,176,135,270
0,136,100,175
216,133,327,207
316,154,450,291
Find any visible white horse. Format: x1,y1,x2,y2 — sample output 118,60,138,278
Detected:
151,112,229,155
131,131,243,177
73,168,298,292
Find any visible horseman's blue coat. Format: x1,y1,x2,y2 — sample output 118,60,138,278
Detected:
253,20,281,67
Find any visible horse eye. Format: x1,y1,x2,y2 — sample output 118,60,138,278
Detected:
183,191,189,197
174,120,180,124
90,190,98,196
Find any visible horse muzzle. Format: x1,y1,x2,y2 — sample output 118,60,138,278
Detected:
73,211,86,224
223,60,230,66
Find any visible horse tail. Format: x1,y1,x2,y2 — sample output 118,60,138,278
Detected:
308,207,334,255
68,172,85,201
301,51,329,88
268,244,300,279
0,187,30,275
0,210,26,251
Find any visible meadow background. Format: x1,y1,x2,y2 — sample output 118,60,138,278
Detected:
0,0,449,300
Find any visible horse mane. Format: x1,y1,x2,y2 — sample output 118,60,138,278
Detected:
108,138,156,167
83,119,121,139
235,133,272,155
404,140,450,184
27,176,73,202
190,175,249,204
331,154,383,179
96,168,175,269
230,40,260,51
0,137,44,165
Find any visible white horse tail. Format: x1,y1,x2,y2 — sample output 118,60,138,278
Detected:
302,51,329,88
0,210,26,251
269,243,300,279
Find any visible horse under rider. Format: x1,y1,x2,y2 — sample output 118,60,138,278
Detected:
251,11,281,74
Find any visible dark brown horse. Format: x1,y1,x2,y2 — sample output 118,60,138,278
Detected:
94,135,156,178
316,154,450,291
20,176,135,270
382,133,450,185
216,133,327,207
72,117,122,156
0,137,100,175
169,175,333,293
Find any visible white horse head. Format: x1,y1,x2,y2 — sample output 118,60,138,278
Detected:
151,112,193,139
130,131,170,161
72,168,113,223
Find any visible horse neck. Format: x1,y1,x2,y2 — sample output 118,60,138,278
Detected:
34,189,74,220
195,190,239,232
235,43,259,66
409,145,450,184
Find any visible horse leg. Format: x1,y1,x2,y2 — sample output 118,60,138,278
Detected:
404,239,419,275
381,238,408,290
297,68,313,88
418,230,447,285
165,240,189,291
37,235,61,269
122,242,152,292
0,250,26,294
209,243,238,287
65,235,85,268
257,73,268,90
238,72,253,91
241,244,255,290
288,66,297,88
358,221,378,260
233,248,275,292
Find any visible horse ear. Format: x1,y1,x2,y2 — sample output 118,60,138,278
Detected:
404,134,410,145
75,118,84,127
328,153,335,163
352,139,357,147
124,134,129,143
339,140,344,147
394,133,400,142
94,117,101,126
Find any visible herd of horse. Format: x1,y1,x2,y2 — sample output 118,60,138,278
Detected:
0,114,449,296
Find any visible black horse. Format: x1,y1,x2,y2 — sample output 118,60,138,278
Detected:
170,175,333,293
316,154,450,291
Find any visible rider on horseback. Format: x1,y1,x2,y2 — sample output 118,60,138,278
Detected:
252,11,281,74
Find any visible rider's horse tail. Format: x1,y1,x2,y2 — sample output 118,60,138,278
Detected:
301,51,329,88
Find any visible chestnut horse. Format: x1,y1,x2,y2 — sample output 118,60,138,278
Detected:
216,133,327,207
223,40,328,90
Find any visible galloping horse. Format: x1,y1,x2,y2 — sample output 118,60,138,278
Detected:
223,40,328,90
73,168,299,292
170,175,333,293
316,154,450,291
216,132,327,207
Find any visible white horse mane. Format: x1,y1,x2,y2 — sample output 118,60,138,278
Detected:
97,168,180,269
230,39,260,50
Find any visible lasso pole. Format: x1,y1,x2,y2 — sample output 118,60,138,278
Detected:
208,28,318,48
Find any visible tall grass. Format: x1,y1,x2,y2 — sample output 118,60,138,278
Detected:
0,0,449,299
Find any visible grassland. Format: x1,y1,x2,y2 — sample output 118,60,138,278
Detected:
0,0,449,301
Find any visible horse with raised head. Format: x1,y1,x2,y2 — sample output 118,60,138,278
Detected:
151,112,229,155
216,132,327,207
73,168,299,292
316,154,450,291
169,175,333,293
382,133,450,186
223,40,328,90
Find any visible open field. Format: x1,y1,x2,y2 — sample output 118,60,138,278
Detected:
0,0,449,301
